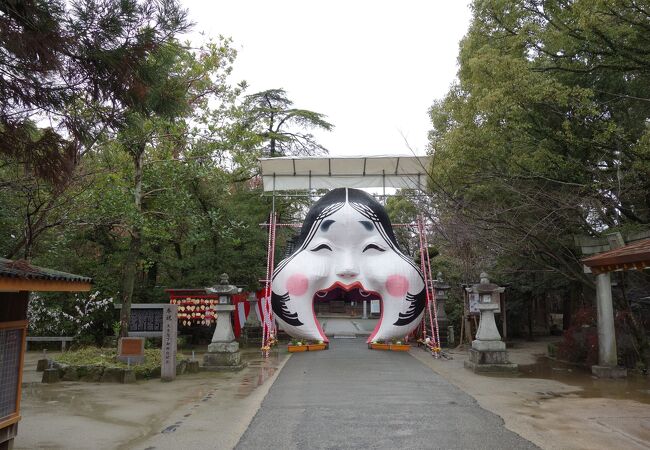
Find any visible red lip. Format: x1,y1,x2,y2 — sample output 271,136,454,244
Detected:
315,281,379,297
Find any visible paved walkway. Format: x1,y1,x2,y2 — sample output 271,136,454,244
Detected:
320,318,377,337
236,338,537,449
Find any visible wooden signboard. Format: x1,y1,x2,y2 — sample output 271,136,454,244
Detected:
468,292,480,314
117,337,145,363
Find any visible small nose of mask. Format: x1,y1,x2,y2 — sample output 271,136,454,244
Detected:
336,267,359,279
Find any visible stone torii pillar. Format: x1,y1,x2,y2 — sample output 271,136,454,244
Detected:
590,272,626,378
579,232,628,378
595,273,617,367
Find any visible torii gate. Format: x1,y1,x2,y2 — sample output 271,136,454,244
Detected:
581,233,650,378
257,155,440,356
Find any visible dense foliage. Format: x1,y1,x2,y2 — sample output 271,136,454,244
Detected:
0,0,331,340
427,0,650,359
4,1,648,362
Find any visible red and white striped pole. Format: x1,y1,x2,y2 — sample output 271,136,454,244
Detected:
422,216,441,357
262,212,273,356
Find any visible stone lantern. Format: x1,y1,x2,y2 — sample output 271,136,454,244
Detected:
202,273,246,371
242,291,263,343
464,273,517,373
432,272,451,346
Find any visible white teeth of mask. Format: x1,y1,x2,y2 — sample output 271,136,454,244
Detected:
271,188,425,343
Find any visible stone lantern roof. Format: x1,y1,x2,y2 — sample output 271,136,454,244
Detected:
205,273,240,295
433,272,451,289
465,272,505,294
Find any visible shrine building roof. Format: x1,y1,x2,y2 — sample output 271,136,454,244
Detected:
582,238,650,275
0,258,92,292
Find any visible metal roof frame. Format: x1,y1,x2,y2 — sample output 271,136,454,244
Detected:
259,155,432,196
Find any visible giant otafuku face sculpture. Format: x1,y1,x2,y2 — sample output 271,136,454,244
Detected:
271,188,426,343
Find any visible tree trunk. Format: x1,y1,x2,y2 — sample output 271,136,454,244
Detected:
269,112,276,157
562,294,571,331
192,182,219,251
7,191,60,260
119,147,144,337
527,292,534,341
147,261,158,288
564,280,580,330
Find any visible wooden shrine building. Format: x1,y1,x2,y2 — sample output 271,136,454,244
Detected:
0,258,91,450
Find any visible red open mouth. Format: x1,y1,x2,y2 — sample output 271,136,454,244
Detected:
312,281,383,343
314,281,381,302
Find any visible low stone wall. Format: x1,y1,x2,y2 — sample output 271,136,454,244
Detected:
40,359,199,384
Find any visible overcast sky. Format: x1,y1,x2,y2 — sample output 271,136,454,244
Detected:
181,1,473,157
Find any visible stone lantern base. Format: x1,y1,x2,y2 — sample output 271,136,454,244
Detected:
241,298,263,344
464,296,517,374
241,326,263,344
436,318,449,347
591,365,627,379
464,340,518,374
201,304,247,371
203,341,247,371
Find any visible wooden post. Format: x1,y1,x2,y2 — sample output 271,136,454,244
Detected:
501,291,507,340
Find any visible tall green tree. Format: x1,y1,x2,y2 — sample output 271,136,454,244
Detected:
0,2,313,344
241,88,334,157
113,38,243,336
428,0,650,292
0,0,191,258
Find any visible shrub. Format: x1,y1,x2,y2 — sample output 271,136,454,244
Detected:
28,291,113,344
557,307,598,365
54,347,187,379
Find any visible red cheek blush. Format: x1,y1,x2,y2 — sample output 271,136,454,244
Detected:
385,274,409,297
286,273,309,296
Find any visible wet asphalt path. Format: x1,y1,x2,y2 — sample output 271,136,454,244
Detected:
235,338,537,449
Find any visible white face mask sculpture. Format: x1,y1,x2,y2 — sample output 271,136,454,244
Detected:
271,188,426,344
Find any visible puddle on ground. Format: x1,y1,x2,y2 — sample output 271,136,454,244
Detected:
516,356,650,404
19,346,288,450
235,347,281,399
22,345,285,415
172,346,283,400
23,384,107,414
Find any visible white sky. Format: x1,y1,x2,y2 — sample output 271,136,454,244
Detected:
181,1,473,157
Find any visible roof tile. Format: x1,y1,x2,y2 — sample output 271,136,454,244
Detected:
0,258,92,284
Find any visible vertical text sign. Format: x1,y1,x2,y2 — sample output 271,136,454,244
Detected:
161,304,178,381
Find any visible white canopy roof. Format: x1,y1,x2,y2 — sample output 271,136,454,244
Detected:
259,155,431,192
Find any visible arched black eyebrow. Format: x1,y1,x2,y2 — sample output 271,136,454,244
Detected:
358,220,373,231
320,220,335,232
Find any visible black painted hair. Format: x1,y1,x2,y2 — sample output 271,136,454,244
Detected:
293,188,400,250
